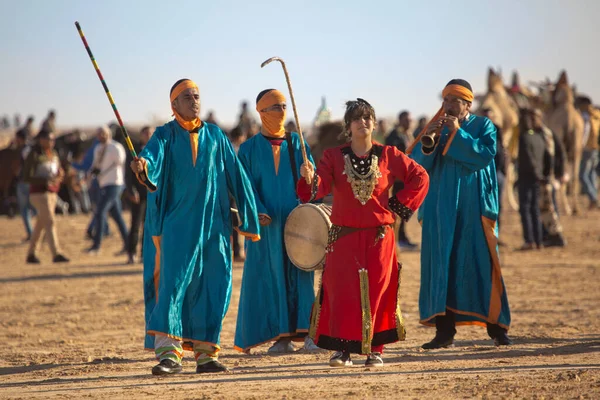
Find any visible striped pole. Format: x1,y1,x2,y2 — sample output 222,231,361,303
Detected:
75,21,156,191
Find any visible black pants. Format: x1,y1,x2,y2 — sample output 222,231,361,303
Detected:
518,180,542,246
232,229,241,257
397,220,409,242
435,309,506,339
128,198,146,256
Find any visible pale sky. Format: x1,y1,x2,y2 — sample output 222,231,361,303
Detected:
1,0,599,131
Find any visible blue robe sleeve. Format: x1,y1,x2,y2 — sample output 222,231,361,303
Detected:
138,128,166,192
221,133,261,242
443,119,497,172
409,139,440,172
237,143,269,216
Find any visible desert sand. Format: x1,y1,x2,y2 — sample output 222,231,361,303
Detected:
0,207,599,399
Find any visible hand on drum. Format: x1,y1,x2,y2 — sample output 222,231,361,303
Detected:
300,162,315,184
258,214,272,226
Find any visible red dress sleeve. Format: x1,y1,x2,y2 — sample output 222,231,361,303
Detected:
297,148,335,203
386,146,429,221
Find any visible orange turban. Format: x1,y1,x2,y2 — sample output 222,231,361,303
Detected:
442,84,474,103
256,89,287,137
170,79,202,131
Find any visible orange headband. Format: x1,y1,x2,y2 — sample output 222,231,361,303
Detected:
441,84,474,103
170,80,199,103
170,79,201,132
256,90,286,112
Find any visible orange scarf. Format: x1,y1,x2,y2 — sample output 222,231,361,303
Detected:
407,84,474,155
256,90,287,137
170,80,202,131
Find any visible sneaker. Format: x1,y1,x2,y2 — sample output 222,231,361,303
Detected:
85,247,99,255
329,351,352,367
53,254,70,263
151,359,182,376
267,338,296,354
365,352,384,367
303,336,325,352
127,254,136,264
26,253,40,264
196,360,229,373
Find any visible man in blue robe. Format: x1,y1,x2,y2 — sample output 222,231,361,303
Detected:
233,89,318,354
131,79,260,375
408,79,512,349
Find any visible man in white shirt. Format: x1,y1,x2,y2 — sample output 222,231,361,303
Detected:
86,125,129,253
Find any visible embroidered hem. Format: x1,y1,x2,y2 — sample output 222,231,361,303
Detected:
316,330,401,354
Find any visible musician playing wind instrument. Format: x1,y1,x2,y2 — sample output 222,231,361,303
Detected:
299,99,429,368
234,89,319,354
408,79,512,349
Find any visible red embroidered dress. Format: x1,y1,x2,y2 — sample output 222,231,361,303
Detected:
297,143,429,354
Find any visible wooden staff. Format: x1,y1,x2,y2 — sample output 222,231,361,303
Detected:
261,57,309,165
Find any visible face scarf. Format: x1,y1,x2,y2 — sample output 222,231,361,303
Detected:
170,80,202,132
407,84,474,155
256,89,287,138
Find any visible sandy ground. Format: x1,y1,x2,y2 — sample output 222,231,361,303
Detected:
0,206,599,399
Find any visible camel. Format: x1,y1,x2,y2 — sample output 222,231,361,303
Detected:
307,121,346,166
544,71,584,215
508,71,535,110
476,67,521,211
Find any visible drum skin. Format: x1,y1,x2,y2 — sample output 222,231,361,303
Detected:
284,204,332,271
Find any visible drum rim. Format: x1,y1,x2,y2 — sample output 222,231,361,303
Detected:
284,203,331,271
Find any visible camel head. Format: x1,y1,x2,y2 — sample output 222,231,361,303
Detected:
487,67,505,94
552,70,575,106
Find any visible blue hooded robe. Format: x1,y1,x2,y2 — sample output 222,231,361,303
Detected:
141,121,260,351
233,132,316,352
410,114,511,330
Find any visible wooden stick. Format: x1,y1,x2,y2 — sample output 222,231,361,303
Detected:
261,57,308,165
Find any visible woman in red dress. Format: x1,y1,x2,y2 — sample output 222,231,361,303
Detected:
298,99,429,367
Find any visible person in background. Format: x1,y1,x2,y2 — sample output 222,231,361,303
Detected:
85,125,128,254
576,96,599,209
125,126,153,264
22,130,69,264
386,111,418,250
412,116,427,139
517,108,551,251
